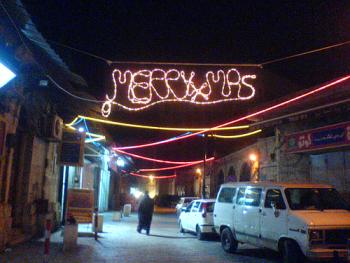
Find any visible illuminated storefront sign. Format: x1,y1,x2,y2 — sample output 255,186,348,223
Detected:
286,121,350,153
102,68,257,116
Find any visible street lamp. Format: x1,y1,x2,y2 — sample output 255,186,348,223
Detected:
249,153,257,162
116,157,125,167
249,153,259,181
0,62,16,88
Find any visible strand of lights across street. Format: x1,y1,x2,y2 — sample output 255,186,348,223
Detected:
65,124,106,143
209,129,262,139
70,115,250,131
114,149,213,165
102,68,256,115
129,172,176,180
139,157,215,172
114,75,350,150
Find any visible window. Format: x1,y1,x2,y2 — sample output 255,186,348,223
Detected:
285,188,349,210
218,187,236,203
191,201,201,212
200,202,215,212
236,187,246,205
244,188,262,207
186,201,194,211
264,189,286,209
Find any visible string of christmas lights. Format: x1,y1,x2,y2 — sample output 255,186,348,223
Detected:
139,157,214,172
73,115,250,131
209,129,262,139
129,172,176,179
114,149,213,164
114,75,350,150
102,68,256,115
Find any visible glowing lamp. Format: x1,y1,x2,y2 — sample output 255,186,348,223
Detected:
116,158,125,167
249,153,257,162
0,62,16,88
78,127,85,132
196,168,201,175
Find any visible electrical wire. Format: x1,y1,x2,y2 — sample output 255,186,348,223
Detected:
114,75,350,150
0,1,104,104
47,36,350,68
261,40,350,66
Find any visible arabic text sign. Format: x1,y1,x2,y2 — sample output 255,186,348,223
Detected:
67,189,94,223
286,122,350,153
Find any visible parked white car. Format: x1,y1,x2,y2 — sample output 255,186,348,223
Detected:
213,181,350,263
178,199,216,240
175,197,198,215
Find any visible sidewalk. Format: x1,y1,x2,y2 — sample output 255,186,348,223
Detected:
0,212,186,263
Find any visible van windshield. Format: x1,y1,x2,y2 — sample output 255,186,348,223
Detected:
285,188,349,210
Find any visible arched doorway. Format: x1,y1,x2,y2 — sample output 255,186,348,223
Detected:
226,166,237,182
240,162,251,182
213,170,224,197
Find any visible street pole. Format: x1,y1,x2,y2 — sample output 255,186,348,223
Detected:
202,133,207,199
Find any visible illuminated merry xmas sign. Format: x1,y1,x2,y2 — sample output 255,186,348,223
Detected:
102,68,257,116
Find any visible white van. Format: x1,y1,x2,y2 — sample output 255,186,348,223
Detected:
213,182,350,262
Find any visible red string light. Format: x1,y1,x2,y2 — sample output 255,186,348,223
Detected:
114,75,350,150
129,172,176,179
139,157,215,172
114,148,213,164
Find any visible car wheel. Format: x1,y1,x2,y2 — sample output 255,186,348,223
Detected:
281,239,304,263
196,225,204,240
220,228,238,253
179,221,185,233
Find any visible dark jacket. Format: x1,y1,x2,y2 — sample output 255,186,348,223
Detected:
138,194,154,228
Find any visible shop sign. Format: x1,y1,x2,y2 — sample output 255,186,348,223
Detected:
286,121,350,153
67,188,94,223
59,128,85,166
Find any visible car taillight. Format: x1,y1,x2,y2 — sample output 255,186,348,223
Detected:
202,203,207,218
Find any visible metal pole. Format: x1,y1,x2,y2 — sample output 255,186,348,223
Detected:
61,166,69,225
94,207,98,241
202,134,207,199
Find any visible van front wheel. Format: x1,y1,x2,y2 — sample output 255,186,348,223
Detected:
220,228,238,253
281,239,304,263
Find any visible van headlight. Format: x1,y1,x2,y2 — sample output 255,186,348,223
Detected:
309,230,323,243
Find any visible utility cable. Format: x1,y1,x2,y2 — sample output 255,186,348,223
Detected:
260,40,350,66
0,1,103,104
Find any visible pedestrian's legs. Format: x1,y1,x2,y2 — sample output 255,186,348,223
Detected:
137,224,141,233
146,226,150,235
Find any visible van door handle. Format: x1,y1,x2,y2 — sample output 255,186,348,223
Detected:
259,208,262,213
233,205,235,209
214,214,217,217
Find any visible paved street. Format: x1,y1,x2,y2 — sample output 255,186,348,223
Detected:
0,211,281,263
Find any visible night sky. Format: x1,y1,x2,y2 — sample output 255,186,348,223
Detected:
20,0,350,166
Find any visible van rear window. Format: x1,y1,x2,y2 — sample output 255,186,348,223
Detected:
218,188,236,203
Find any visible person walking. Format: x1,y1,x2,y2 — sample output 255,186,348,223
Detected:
137,191,154,235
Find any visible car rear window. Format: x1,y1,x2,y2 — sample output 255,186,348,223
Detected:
184,198,195,203
200,202,215,212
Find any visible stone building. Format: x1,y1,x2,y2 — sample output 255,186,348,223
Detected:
0,0,89,249
209,76,350,199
